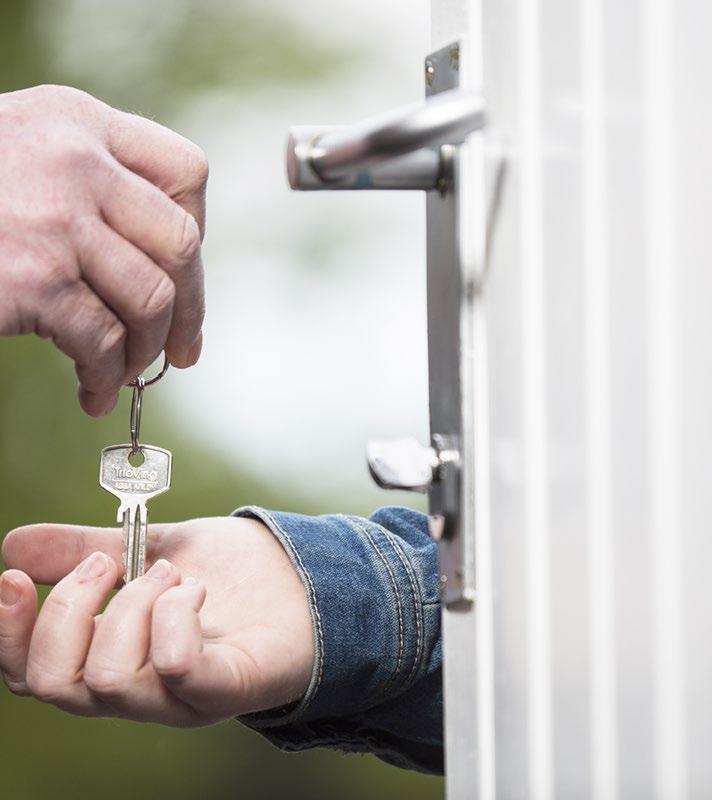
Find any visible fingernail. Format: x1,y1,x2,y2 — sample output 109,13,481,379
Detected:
75,552,108,581
79,386,117,418
0,575,20,607
183,576,199,586
146,559,172,580
186,333,203,366
99,395,118,417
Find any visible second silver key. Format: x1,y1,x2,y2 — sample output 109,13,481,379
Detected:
99,444,172,582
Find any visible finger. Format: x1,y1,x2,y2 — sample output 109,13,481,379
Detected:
151,579,240,718
25,552,118,715
0,570,37,696
76,216,176,379
2,523,167,586
83,559,181,715
97,164,204,369
107,111,208,237
43,281,126,416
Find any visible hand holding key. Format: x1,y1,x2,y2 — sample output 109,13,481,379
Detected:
0,517,314,725
0,85,207,416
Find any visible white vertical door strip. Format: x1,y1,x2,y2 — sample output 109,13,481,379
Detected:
645,0,687,797
581,0,618,797
519,0,554,795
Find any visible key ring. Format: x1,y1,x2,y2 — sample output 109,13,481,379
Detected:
128,354,170,453
128,353,170,389
129,377,144,454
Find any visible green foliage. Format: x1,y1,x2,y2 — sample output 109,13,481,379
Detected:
0,0,52,92
0,0,354,116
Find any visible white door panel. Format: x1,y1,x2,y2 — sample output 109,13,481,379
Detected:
435,0,709,796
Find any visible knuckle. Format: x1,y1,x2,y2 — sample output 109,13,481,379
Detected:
184,145,209,189
7,86,102,140
83,664,131,700
94,319,126,360
22,257,76,303
34,84,90,105
26,84,58,103
153,594,178,617
26,670,66,704
32,129,109,183
70,211,98,238
34,206,75,237
75,315,126,393
153,648,193,680
35,85,107,130
43,591,75,623
58,142,108,177
140,274,175,322
4,677,30,697
172,212,201,266
69,213,102,249
152,600,192,679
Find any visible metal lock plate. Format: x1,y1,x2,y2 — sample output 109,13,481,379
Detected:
425,41,476,609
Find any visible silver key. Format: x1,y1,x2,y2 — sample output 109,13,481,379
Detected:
99,444,172,582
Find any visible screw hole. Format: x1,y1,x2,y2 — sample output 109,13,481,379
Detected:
128,450,145,467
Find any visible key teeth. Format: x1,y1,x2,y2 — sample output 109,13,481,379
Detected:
120,505,131,585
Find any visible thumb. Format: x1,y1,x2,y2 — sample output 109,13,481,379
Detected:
2,523,162,585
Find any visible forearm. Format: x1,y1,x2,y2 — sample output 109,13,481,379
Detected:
233,505,443,774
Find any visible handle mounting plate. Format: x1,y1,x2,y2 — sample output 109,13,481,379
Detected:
426,41,476,609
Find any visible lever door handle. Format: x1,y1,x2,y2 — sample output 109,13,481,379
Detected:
286,88,485,191
366,436,460,494
366,438,441,493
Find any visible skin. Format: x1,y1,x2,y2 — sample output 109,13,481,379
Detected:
0,84,209,416
0,518,314,726
0,86,314,727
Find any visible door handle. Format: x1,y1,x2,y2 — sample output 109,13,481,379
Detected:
286,88,485,191
284,41,479,608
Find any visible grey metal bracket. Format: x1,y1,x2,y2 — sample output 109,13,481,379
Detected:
364,42,475,608
425,42,476,608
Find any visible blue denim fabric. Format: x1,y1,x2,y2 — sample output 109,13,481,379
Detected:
231,505,443,774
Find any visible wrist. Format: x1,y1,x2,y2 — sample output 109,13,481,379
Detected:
241,515,314,704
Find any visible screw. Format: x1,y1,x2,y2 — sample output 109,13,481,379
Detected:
425,59,435,87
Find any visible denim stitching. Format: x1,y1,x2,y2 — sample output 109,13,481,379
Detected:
370,521,424,688
259,509,325,714
344,516,405,695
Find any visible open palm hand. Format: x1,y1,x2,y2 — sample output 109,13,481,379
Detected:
0,516,313,726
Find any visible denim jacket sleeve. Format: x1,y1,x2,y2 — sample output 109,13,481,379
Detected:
231,505,443,775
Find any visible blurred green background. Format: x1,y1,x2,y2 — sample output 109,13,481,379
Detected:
0,1,440,798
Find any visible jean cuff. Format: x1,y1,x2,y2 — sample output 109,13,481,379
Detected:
231,506,428,732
